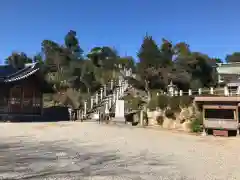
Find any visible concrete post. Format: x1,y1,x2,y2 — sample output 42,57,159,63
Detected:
198,88,202,95
105,101,109,114
140,110,144,126
90,96,93,109
100,88,103,101
110,79,114,90
179,90,183,96
113,91,116,103
237,86,240,95
95,93,98,104
174,90,178,96
103,84,107,97
210,87,214,95
224,86,229,96
84,101,87,117
116,88,119,100
188,89,192,96
108,95,112,108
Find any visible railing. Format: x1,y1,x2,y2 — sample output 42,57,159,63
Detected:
167,87,240,97
78,68,132,120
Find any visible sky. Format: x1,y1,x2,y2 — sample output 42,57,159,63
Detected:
0,0,240,64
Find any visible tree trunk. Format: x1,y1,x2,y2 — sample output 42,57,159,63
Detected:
144,80,151,103
143,80,151,126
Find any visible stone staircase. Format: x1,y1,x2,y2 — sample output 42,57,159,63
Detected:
80,68,132,121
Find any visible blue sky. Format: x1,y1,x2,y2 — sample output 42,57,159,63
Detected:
0,0,240,63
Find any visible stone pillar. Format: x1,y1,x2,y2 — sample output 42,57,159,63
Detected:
90,96,93,109
237,86,240,95
95,93,98,104
84,101,87,117
116,88,119,100
100,88,103,101
198,88,202,95
119,85,122,97
125,80,128,90
118,79,122,87
108,95,112,108
68,107,72,121
140,110,144,126
110,79,114,90
210,87,214,95
179,90,183,96
103,84,107,97
105,101,109,114
113,92,116,103
121,83,124,95
121,82,124,95
188,89,192,96
174,90,178,96
224,86,229,96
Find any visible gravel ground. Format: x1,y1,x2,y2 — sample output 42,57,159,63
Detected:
0,122,240,180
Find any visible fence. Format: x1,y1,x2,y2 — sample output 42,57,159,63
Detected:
80,78,129,119
167,86,240,97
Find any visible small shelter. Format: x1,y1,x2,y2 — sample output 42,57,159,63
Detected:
0,63,54,119
194,96,240,136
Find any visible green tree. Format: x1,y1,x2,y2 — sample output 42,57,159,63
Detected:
131,35,165,102
5,52,32,69
64,30,83,60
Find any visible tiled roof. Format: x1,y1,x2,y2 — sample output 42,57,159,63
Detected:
0,63,39,83
0,65,18,77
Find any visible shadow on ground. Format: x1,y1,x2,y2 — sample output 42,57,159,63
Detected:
0,137,189,180
0,106,70,122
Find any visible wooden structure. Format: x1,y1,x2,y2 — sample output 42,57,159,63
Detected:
0,63,53,119
195,96,240,136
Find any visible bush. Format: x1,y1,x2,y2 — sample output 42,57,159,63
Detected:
123,94,134,101
156,116,164,125
168,96,181,112
157,95,168,109
180,96,193,108
124,95,144,110
148,98,158,111
165,109,176,119
190,114,203,133
131,97,144,110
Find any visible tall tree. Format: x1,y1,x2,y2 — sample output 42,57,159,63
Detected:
64,30,83,60
5,52,32,69
130,35,164,101
159,38,174,67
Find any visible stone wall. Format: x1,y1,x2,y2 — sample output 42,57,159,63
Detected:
147,103,200,132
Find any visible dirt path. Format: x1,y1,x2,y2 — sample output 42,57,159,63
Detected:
0,122,240,180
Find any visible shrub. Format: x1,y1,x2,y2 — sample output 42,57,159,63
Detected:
123,94,134,101
165,109,176,119
180,96,193,108
168,96,181,112
124,95,144,110
157,95,168,109
190,114,203,133
148,98,158,111
131,97,144,110
156,116,164,125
